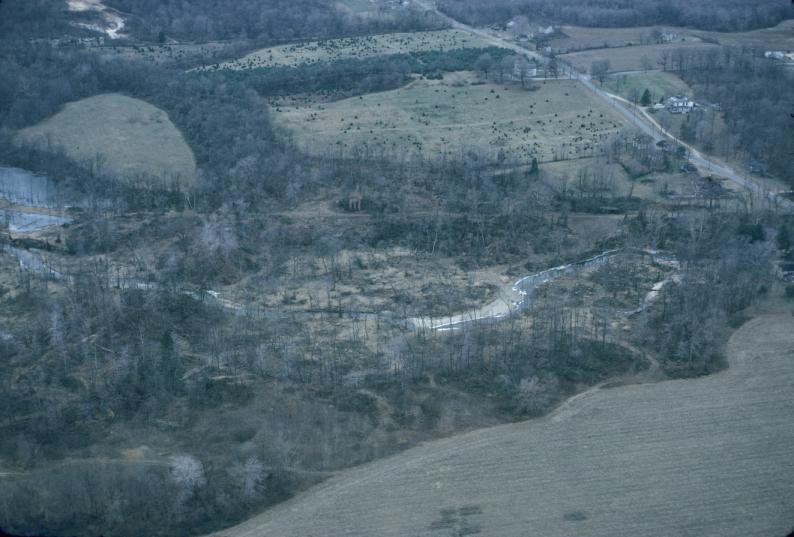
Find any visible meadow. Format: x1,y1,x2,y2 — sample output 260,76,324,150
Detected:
550,25,697,52
200,29,497,71
560,42,720,72
692,19,794,50
273,74,630,162
603,71,691,103
17,94,197,189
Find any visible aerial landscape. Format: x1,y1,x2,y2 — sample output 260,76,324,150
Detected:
0,1,792,536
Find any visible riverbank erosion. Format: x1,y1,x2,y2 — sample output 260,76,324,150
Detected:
209,313,794,537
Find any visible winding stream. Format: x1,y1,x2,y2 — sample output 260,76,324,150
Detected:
412,248,679,331
0,167,74,232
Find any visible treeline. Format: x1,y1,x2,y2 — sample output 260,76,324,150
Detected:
211,46,514,97
106,0,441,43
438,0,793,31
0,0,79,39
634,210,775,376
675,49,794,183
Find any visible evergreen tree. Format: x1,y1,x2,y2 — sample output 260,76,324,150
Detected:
640,88,652,106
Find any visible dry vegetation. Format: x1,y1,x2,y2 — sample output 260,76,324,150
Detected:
201,30,496,71
602,71,691,103
692,19,794,49
550,25,697,52
17,93,197,189
207,312,794,537
560,42,720,72
273,74,629,162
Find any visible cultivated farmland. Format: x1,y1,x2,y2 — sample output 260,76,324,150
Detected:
18,94,197,189
273,75,630,162
200,30,497,71
209,313,794,537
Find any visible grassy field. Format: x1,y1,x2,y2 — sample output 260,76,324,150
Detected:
603,71,691,103
560,42,720,72
692,19,794,50
272,74,630,162
209,312,794,537
550,25,698,52
18,94,197,189
337,0,377,14
200,30,497,71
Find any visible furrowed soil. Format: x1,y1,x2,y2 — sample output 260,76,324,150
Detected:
209,312,794,537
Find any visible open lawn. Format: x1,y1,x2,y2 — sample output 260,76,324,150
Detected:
200,30,497,71
208,312,794,537
337,0,377,14
17,94,197,189
272,74,630,162
603,71,691,104
550,25,698,53
560,42,720,73
692,20,794,51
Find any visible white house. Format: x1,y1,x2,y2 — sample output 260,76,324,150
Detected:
666,95,694,114
764,51,786,60
512,63,537,79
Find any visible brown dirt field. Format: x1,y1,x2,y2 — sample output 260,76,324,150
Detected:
208,313,794,537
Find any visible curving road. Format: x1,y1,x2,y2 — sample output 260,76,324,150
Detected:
416,0,792,212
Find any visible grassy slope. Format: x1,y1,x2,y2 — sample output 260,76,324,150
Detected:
18,93,197,189
603,71,691,103
560,42,720,72
202,30,496,70
210,311,794,537
273,75,629,162
692,19,794,49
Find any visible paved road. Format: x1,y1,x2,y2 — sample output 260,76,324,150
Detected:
417,0,791,212
573,73,794,210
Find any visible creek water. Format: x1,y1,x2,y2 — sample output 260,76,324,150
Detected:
0,167,74,232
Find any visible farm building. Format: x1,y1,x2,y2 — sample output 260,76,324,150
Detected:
512,63,538,78
764,51,787,60
666,95,694,114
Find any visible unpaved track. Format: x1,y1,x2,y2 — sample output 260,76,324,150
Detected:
210,314,794,537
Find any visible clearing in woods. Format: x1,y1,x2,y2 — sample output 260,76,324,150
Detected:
560,42,721,72
272,75,630,162
337,0,378,15
603,71,691,103
199,29,496,71
550,25,697,52
18,94,197,189
692,19,794,50
208,312,794,537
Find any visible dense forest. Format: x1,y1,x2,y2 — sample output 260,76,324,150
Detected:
438,0,794,31
106,0,440,43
